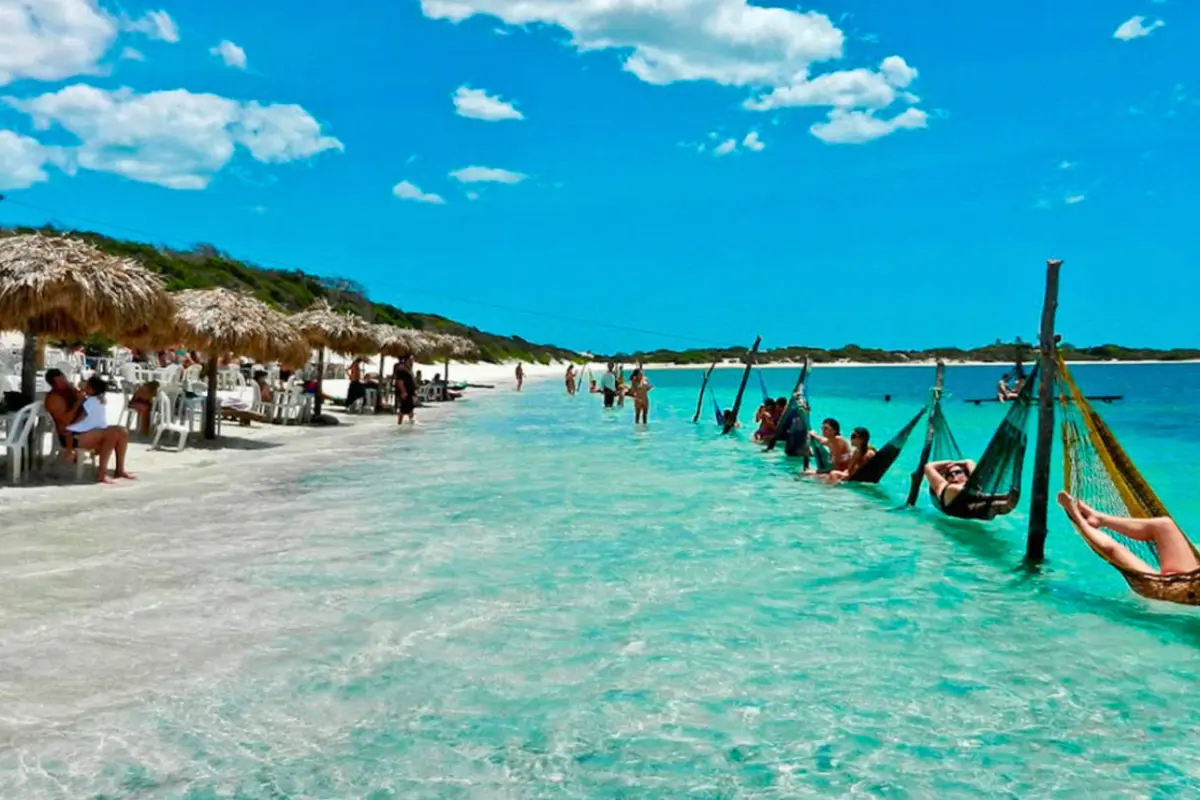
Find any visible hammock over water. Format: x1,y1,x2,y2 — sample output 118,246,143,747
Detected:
926,364,1039,520
1058,356,1200,605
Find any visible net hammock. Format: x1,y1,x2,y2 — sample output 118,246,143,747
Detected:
845,407,928,484
1057,356,1200,604
710,389,724,427
927,362,1039,520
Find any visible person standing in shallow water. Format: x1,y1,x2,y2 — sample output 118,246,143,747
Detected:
394,355,417,425
601,363,617,408
630,368,652,425
565,364,576,395
515,363,525,391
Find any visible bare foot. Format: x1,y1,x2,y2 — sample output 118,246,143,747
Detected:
97,475,115,485
1056,490,1074,510
1058,492,1086,526
1075,497,1103,527
116,471,137,480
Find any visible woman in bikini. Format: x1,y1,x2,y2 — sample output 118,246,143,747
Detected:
629,369,652,425
823,427,877,485
923,459,977,506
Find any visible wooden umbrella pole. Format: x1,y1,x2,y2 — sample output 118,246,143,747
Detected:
723,336,762,434
20,327,37,401
313,347,326,418
906,360,945,507
692,360,718,423
204,355,220,440
445,355,450,385
376,350,385,412
1026,259,1063,563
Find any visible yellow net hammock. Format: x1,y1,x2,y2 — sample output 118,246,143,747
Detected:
1057,355,1200,604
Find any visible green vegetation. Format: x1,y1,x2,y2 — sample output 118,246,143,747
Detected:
604,339,1200,365
4,226,584,364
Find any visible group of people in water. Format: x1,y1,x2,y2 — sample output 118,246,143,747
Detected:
565,363,652,424
750,396,880,484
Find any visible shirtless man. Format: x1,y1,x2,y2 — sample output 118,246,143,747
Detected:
810,418,852,472
43,369,134,484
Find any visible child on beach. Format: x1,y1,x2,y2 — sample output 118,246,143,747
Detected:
630,369,652,425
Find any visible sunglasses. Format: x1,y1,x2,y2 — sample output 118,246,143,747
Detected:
947,468,966,477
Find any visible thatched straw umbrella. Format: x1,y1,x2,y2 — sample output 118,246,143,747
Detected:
164,288,309,439
370,324,426,411
0,233,171,399
427,332,479,385
290,300,377,417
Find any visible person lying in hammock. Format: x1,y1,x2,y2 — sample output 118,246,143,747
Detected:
1058,492,1199,576
823,427,877,485
924,459,977,506
810,418,852,472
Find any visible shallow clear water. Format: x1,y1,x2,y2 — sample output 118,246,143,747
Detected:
3,364,1200,798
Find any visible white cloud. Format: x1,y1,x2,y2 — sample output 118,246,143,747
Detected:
5,84,343,189
0,0,119,86
0,129,62,189
810,107,927,144
449,165,527,183
745,56,917,111
742,131,764,151
122,9,179,43
422,0,845,88
424,0,927,145
1114,16,1164,40
210,40,247,70
120,46,145,62
1064,193,1086,205
393,180,445,204
713,138,736,156
453,86,524,121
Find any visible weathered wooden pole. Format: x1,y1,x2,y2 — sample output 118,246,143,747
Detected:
1026,259,1062,563
692,360,718,423
204,355,220,440
19,327,37,401
723,336,762,434
765,357,810,451
906,360,945,506
313,347,327,418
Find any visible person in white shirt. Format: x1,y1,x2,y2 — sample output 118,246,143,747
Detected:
601,363,618,408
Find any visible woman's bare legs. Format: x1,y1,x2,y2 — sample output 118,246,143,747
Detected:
1058,492,1155,574
1075,497,1198,574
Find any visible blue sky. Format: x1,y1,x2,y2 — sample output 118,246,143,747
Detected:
0,0,1195,354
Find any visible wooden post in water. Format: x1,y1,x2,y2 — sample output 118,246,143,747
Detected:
765,356,810,452
692,360,718,423
723,336,762,434
906,360,945,506
1026,259,1063,563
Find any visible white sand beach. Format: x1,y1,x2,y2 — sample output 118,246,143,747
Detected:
0,359,573,516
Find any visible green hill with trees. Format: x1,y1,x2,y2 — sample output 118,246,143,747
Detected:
5,226,583,365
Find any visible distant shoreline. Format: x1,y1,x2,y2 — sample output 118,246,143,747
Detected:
635,359,1200,370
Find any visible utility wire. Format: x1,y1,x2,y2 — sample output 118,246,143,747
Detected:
0,196,736,349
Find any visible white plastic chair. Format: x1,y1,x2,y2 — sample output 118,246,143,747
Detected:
3,402,40,482
151,392,189,452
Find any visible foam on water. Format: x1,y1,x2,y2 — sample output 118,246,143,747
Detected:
3,365,1200,798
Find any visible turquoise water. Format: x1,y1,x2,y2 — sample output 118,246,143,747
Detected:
3,363,1200,798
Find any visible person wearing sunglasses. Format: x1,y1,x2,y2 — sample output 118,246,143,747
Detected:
924,459,978,507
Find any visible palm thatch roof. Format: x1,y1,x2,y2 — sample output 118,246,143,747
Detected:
165,288,311,365
372,324,430,358
290,300,377,355
428,332,479,360
0,233,172,338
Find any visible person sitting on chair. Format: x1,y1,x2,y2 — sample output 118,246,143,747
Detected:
924,459,977,507
1058,492,1199,575
44,370,135,484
